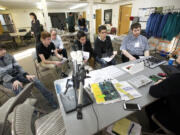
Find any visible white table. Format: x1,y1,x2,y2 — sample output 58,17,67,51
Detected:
10,32,27,37
54,61,162,135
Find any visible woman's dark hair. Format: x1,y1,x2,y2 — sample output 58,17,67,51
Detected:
77,31,86,40
98,25,107,33
29,12,37,20
131,22,141,30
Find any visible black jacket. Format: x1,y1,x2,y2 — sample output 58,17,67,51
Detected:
73,39,94,58
149,73,180,134
94,36,113,58
78,18,86,27
31,19,41,36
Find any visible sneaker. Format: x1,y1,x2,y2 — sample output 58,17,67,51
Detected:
61,72,68,78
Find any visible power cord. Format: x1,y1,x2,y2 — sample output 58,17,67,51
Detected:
91,103,99,133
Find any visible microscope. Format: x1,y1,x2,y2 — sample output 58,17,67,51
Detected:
61,51,93,120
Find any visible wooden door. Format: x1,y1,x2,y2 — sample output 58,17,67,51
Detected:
96,9,102,34
118,5,132,35
83,11,86,19
0,21,3,35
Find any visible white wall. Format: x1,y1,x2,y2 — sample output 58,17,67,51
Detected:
85,0,132,35
132,0,180,16
0,9,45,32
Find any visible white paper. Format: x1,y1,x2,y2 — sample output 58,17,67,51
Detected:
102,57,113,62
102,55,115,62
70,51,83,64
85,66,125,87
112,80,142,101
121,63,144,75
82,51,90,60
130,122,142,135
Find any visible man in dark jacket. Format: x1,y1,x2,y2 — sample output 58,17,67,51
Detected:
94,25,117,68
146,54,180,134
78,15,87,32
66,12,75,33
147,73,180,134
73,31,94,68
0,47,57,108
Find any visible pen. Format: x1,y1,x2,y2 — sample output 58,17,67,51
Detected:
128,123,134,135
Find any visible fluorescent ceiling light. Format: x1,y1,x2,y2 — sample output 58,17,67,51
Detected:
70,3,88,10
0,7,6,10
37,2,43,9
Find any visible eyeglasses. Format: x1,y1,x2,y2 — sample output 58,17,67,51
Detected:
101,32,107,34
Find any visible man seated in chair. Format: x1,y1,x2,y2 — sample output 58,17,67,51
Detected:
37,31,68,78
0,46,57,108
50,29,68,59
72,31,95,68
120,23,150,62
94,25,117,68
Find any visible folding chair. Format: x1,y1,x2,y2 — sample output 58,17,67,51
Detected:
31,50,58,79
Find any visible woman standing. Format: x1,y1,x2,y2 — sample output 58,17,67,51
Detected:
29,12,41,47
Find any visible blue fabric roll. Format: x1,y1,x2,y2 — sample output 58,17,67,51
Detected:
152,14,163,37
157,13,170,38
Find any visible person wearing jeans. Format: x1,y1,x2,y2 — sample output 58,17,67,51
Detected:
37,31,68,78
50,29,68,59
95,57,116,68
0,47,57,108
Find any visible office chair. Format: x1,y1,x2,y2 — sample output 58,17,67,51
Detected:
143,113,176,135
0,85,15,105
11,101,66,135
0,82,33,135
11,98,37,135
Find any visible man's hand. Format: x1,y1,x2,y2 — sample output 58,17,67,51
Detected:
129,56,136,61
154,77,166,85
113,51,117,55
58,55,63,60
54,61,61,66
26,75,36,81
13,80,23,90
31,32,34,35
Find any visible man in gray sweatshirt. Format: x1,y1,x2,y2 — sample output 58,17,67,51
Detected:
0,46,57,108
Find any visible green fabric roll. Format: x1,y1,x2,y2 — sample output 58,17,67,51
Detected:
167,13,178,41
162,13,173,39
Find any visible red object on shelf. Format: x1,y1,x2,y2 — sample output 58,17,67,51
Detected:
130,16,134,21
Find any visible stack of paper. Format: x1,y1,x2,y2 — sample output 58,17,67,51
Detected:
85,66,125,86
112,80,142,101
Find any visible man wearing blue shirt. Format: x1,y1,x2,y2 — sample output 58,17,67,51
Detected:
50,29,68,58
120,23,150,62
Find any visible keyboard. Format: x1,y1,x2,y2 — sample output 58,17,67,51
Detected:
137,56,167,68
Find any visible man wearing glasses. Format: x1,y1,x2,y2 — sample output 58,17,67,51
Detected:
94,25,117,68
